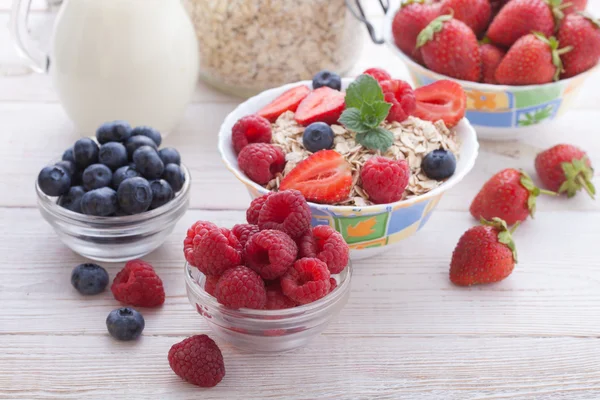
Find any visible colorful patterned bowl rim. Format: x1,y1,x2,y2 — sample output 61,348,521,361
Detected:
381,2,600,92
218,78,479,215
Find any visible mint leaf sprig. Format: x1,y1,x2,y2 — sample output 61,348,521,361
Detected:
338,75,394,152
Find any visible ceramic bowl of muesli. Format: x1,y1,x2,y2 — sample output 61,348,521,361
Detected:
219,74,478,259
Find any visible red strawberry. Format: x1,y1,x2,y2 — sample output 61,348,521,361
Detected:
558,13,600,79
490,0,511,18
495,33,571,85
480,43,506,84
470,169,556,225
380,79,416,123
440,0,492,37
535,144,595,198
294,87,346,126
449,218,518,286
413,80,467,127
487,0,556,48
416,15,481,82
563,0,587,15
391,0,442,64
280,150,352,204
258,85,310,122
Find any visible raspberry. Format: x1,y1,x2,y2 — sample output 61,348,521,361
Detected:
244,230,298,280
231,114,272,154
296,231,317,258
204,275,219,296
381,79,416,123
360,156,410,204
111,259,165,307
246,193,272,225
265,282,297,310
329,277,338,292
258,190,311,239
194,227,243,277
363,68,392,83
281,258,331,305
238,143,285,185
312,225,349,274
168,335,225,388
184,221,218,267
214,266,267,309
231,224,260,248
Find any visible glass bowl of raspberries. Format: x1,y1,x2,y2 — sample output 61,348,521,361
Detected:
382,1,600,140
183,190,352,353
218,73,479,260
36,121,190,262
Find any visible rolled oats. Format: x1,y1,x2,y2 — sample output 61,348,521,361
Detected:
183,0,363,96
268,111,461,206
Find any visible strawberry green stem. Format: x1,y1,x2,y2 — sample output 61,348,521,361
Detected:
576,175,596,199
415,14,453,49
481,217,518,263
519,170,557,218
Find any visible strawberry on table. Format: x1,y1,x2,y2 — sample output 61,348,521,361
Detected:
470,168,556,225
294,87,345,126
391,0,442,64
486,0,557,48
480,42,506,84
494,33,572,85
557,13,600,79
257,85,310,122
450,218,518,286
535,144,595,198
279,150,352,204
413,80,467,128
439,0,492,37
416,15,481,82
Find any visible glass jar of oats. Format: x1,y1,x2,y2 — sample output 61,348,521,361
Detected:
184,0,365,98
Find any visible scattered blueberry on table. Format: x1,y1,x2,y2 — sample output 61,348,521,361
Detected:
71,263,109,295
37,121,187,216
106,307,145,341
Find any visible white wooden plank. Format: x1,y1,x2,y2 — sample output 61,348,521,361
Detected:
1,209,599,338
1,100,599,211
1,335,599,400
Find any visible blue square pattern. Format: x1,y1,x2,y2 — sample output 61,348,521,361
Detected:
387,200,428,235
515,99,562,127
466,110,514,127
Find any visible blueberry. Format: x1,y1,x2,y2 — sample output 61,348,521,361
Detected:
96,121,132,144
162,163,185,192
73,138,100,169
55,160,76,176
71,263,109,295
302,122,334,153
38,165,71,196
71,170,83,186
125,135,158,159
99,142,128,170
421,149,457,180
82,164,113,191
81,187,118,216
112,165,141,189
131,126,162,147
133,146,164,180
58,186,86,213
149,179,174,209
312,70,342,91
62,147,75,163
106,307,145,341
158,147,181,166
117,177,153,214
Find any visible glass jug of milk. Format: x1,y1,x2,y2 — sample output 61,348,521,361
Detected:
10,0,199,136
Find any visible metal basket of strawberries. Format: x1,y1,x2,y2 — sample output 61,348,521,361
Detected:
352,0,600,139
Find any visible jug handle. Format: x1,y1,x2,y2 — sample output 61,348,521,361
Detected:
9,0,51,73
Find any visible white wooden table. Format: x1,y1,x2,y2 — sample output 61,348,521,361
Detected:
1,3,600,399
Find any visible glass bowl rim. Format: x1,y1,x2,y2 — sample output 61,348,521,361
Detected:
184,261,353,320
35,161,191,226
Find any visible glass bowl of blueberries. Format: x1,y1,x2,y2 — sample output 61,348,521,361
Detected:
36,121,190,262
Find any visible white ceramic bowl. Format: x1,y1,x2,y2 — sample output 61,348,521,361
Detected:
218,78,479,260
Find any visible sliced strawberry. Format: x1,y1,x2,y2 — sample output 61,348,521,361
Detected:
258,85,311,122
413,80,466,128
294,87,346,126
280,150,352,204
